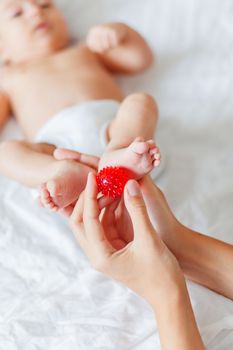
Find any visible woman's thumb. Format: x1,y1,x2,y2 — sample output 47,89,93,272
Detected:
124,180,154,240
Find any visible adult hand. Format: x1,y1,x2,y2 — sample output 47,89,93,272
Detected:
70,172,184,307
54,148,99,171
138,176,180,247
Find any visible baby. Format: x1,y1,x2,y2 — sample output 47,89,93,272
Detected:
0,0,161,212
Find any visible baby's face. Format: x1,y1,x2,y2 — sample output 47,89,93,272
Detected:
0,0,70,63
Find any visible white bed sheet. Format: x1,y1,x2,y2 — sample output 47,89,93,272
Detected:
0,0,233,349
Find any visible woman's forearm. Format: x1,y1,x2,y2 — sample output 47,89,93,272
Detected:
140,178,233,300
151,280,205,350
171,224,233,299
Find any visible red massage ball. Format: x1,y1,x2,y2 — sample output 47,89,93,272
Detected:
96,166,131,198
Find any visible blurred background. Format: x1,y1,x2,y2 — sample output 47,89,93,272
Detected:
0,0,233,349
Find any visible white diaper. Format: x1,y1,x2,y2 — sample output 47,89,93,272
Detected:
35,99,120,157
34,98,165,198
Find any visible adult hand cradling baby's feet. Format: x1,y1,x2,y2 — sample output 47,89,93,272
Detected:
69,173,183,307
41,138,161,215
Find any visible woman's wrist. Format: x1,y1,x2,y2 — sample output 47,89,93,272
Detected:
150,276,205,350
144,262,187,310
153,280,188,318
146,274,187,313
171,224,233,299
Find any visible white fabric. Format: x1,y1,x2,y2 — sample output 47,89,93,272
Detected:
35,100,120,156
34,99,164,192
0,0,233,349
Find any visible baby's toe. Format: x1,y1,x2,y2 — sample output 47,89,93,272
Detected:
154,152,161,161
150,146,161,158
147,140,156,149
39,183,59,211
152,150,161,166
49,203,59,212
39,183,50,205
153,159,161,167
149,144,160,153
43,195,59,211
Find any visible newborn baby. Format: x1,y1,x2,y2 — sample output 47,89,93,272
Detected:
0,0,161,212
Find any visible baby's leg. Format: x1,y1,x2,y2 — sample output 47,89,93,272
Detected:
0,140,56,186
99,93,161,178
0,140,94,210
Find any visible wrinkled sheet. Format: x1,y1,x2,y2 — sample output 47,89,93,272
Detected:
0,0,233,349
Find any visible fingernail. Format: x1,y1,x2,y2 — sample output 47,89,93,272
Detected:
126,180,141,197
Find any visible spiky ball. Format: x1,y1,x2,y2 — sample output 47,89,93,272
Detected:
96,167,131,198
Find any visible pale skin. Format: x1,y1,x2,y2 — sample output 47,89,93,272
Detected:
69,171,233,349
70,174,205,350
0,0,161,211
139,176,233,300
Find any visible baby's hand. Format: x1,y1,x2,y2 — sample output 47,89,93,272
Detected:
86,23,128,53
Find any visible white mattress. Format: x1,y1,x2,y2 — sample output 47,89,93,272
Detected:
1,0,233,349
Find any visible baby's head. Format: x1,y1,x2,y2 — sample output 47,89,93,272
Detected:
0,0,70,64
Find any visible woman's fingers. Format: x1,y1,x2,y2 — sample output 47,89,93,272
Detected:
101,199,127,248
83,172,100,222
83,173,115,255
79,153,99,170
98,196,115,210
70,192,85,230
124,180,159,243
54,148,99,170
69,191,87,250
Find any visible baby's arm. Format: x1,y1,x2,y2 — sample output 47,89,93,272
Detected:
0,91,10,129
86,23,154,74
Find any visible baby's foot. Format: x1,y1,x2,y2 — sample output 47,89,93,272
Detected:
39,160,92,212
99,138,161,179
